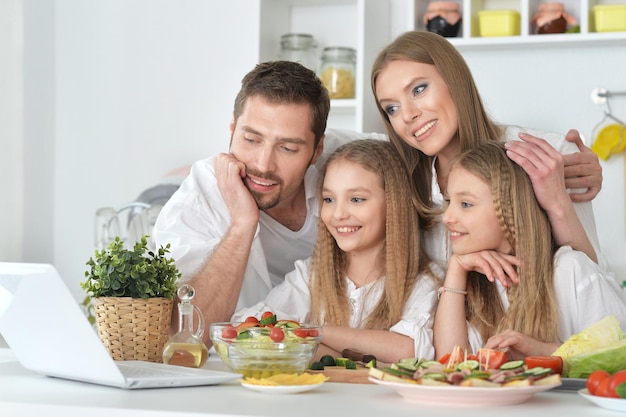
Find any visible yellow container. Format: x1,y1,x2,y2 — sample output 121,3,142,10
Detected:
594,4,626,32
478,10,521,37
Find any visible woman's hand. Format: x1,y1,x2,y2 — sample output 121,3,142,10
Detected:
454,251,519,287
563,129,603,202
484,329,560,360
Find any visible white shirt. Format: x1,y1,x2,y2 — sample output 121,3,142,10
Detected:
232,258,444,359
467,246,626,352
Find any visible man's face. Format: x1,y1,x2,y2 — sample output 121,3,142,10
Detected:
229,95,322,211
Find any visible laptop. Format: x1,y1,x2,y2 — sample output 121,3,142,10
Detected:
0,262,241,389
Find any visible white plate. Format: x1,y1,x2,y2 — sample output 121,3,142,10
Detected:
579,388,626,412
369,377,561,407
241,381,325,394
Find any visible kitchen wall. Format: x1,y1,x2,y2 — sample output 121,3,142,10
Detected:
6,0,626,300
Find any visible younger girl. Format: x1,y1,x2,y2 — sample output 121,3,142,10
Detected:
232,139,442,363
433,141,626,359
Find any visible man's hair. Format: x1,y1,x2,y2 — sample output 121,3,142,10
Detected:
233,61,330,148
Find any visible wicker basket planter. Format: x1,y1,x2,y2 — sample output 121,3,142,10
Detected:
94,296,173,363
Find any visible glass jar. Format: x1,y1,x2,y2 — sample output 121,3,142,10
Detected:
278,33,318,72
319,47,356,99
423,1,462,37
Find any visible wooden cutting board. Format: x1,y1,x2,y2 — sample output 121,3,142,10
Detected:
306,366,373,384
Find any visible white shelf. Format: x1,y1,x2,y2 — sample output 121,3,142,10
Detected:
258,0,626,132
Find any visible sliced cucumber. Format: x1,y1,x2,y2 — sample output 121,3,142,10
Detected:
500,360,525,370
523,367,552,377
419,360,442,369
335,357,349,367
456,360,479,371
396,362,418,373
421,372,446,381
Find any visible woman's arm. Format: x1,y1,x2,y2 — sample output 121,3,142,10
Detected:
505,133,597,263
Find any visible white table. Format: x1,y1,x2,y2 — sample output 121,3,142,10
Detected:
0,348,610,417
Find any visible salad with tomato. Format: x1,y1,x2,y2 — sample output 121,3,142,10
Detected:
370,346,562,388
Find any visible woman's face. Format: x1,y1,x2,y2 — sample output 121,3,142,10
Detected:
375,60,459,159
442,166,512,255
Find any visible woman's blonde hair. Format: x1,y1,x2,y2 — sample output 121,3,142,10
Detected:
371,30,503,228
451,141,559,343
309,139,437,329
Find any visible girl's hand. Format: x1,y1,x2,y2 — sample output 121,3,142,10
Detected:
454,251,519,287
484,330,560,360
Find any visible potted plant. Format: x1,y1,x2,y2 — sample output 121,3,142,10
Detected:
81,235,181,363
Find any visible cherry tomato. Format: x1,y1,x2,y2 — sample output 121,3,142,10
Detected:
235,322,258,332
261,311,274,320
524,356,564,375
245,316,259,324
608,370,626,398
307,329,319,337
269,326,285,342
596,375,613,397
438,346,467,368
294,328,309,338
477,348,507,370
221,325,237,339
587,370,611,396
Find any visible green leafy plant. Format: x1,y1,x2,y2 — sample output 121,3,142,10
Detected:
81,235,180,299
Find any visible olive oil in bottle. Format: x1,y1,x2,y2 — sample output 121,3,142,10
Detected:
163,284,209,368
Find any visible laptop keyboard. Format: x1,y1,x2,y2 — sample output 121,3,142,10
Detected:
117,362,203,378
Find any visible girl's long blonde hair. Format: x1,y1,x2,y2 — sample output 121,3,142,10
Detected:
452,141,559,343
309,139,438,329
371,30,503,228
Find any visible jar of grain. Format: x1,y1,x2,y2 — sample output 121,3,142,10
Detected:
319,47,356,99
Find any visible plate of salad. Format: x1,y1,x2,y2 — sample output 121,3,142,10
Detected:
368,346,562,407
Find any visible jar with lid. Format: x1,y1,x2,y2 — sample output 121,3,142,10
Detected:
278,33,318,72
320,47,356,99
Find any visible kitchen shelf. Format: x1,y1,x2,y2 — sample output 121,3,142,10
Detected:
257,0,626,132
411,0,626,49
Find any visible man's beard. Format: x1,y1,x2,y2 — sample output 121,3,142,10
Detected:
244,169,283,211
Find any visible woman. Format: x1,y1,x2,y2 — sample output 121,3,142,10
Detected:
371,30,603,275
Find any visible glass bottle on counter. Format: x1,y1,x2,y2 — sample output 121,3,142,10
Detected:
162,284,209,368
278,33,318,72
319,47,356,99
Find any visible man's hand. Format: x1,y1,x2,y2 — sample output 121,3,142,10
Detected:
214,153,260,227
562,129,603,202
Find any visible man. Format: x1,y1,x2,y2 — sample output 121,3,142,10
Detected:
155,61,604,346
154,61,376,344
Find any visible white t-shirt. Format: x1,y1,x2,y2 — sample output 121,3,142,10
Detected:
232,258,444,359
467,246,626,352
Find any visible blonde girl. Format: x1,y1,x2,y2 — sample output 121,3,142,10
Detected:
433,141,626,359
233,139,442,363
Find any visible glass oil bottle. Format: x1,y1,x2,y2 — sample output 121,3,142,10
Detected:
163,284,209,368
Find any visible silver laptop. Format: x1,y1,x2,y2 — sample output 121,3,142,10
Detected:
0,262,241,389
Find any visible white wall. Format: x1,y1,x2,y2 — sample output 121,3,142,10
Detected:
19,0,260,299
9,1,626,300
0,0,24,262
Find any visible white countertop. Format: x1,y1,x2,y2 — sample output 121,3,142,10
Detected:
0,348,611,417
